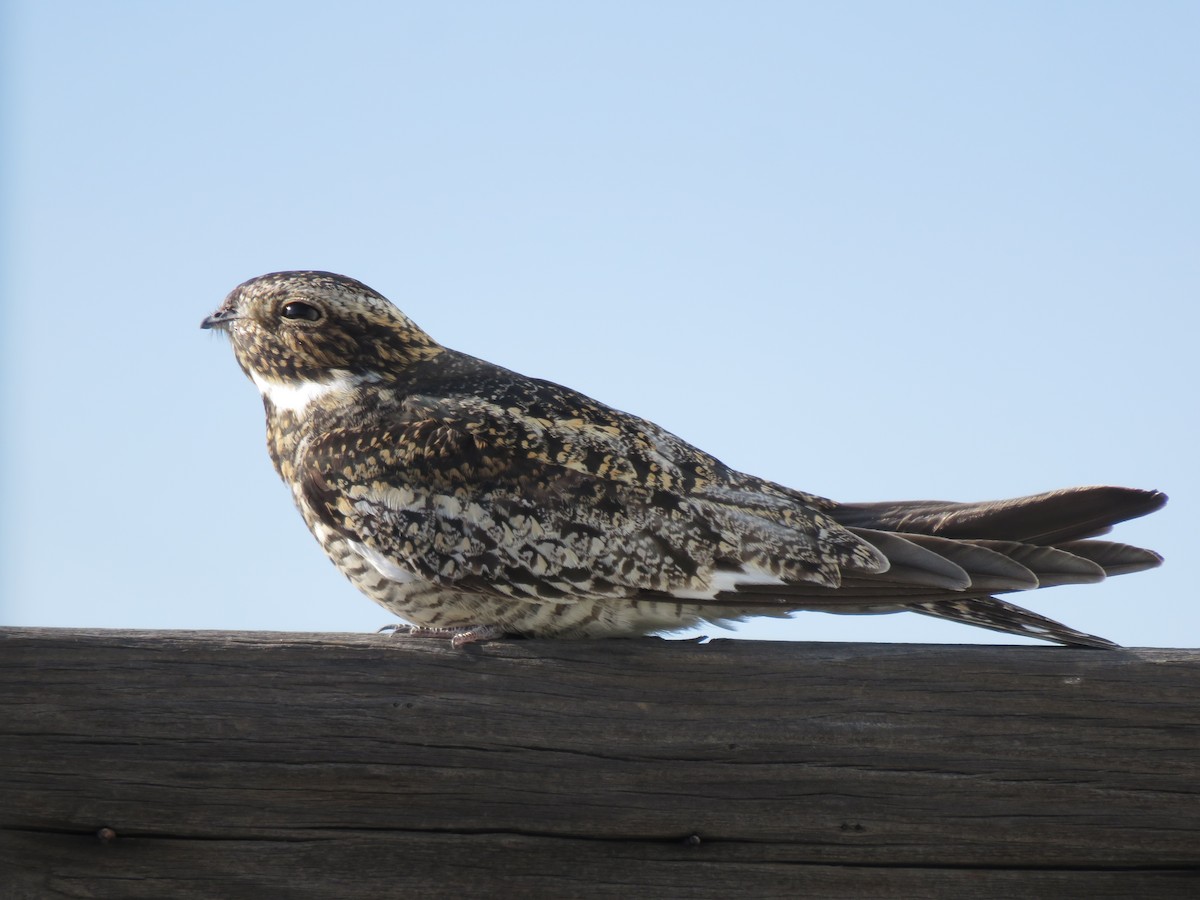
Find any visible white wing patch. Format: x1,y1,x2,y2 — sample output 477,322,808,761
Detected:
672,565,787,600
347,540,419,585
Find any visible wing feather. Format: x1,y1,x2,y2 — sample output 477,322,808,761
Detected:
297,392,881,602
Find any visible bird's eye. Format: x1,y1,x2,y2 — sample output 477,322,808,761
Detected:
280,301,322,322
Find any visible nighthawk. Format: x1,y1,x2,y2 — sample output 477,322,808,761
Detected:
203,271,1166,648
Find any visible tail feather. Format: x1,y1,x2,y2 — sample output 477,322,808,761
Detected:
971,540,1108,587
847,528,971,590
897,533,1039,591
834,486,1166,544
906,596,1120,649
1055,540,1164,576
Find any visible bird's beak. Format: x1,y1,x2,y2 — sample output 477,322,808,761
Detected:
201,308,240,330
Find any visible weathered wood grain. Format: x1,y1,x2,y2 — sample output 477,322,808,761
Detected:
1,627,1198,898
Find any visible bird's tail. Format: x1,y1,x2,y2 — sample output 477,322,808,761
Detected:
825,486,1166,647
832,486,1166,546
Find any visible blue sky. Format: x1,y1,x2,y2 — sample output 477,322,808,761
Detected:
3,1,1196,647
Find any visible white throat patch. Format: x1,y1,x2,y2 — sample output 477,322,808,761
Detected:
249,370,364,415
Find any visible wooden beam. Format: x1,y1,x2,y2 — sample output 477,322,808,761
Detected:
2,627,1198,897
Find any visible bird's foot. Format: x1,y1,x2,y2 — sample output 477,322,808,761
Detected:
377,623,506,647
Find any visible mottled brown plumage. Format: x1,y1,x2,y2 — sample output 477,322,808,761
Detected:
203,271,1166,647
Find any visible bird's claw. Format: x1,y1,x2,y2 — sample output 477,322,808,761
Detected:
377,623,506,647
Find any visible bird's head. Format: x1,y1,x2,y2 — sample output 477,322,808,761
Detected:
202,271,443,399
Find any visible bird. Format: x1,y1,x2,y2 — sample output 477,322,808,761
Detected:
202,270,1166,648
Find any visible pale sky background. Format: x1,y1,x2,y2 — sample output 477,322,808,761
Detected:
3,2,1196,648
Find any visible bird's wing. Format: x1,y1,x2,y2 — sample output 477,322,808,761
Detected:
295,391,885,603
833,487,1167,544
